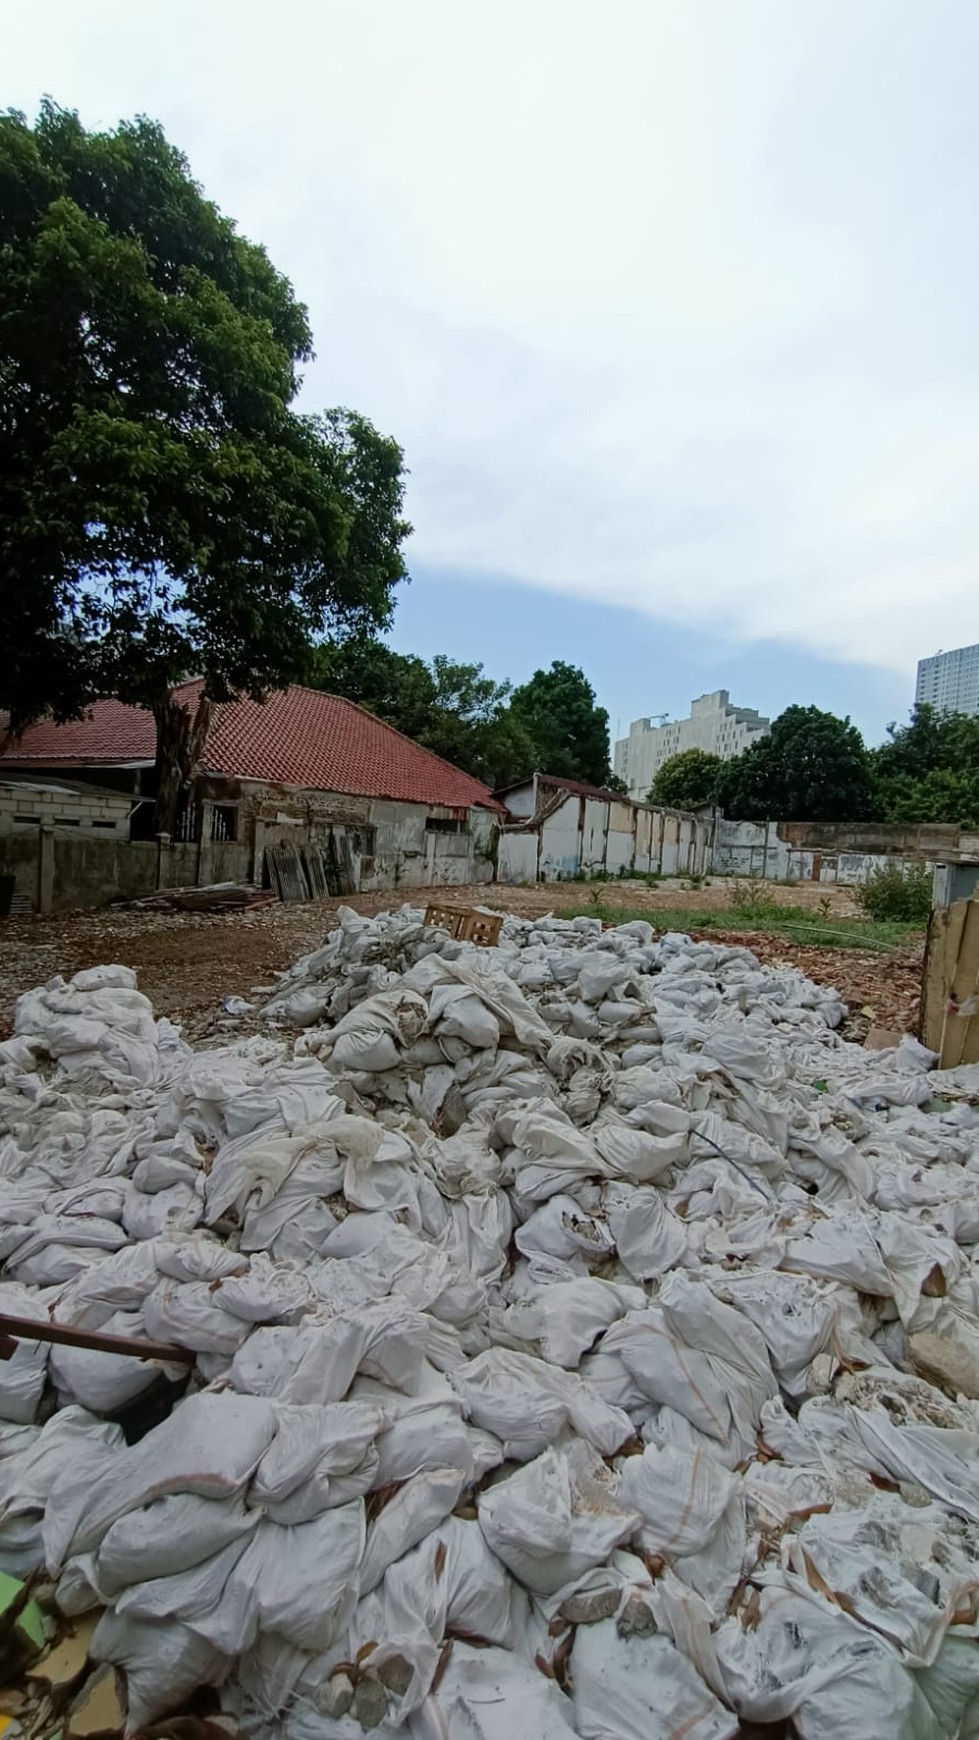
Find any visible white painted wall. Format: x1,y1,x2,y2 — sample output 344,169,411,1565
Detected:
539,796,583,881
497,790,711,884
500,780,537,818
581,798,608,871
498,831,538,883
713,818,930,885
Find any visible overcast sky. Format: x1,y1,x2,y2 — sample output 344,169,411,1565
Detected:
8,0,979,742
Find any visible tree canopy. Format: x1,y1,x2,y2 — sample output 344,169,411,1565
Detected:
509,661,611,786
310,646,610,790
872,705,979,827
0,102,410,823
649,748,723,810
719,705,876,822
310,642,536,789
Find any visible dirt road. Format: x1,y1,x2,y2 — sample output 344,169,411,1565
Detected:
0,879,924,1042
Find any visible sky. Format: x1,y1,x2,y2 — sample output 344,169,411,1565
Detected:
7,0,979,748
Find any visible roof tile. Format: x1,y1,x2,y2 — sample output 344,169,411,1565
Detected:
0,685,504,812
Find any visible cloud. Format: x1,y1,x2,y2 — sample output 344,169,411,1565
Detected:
7,0,979,676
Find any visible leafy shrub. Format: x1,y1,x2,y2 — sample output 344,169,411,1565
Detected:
728,880,784,922
855,861,932,924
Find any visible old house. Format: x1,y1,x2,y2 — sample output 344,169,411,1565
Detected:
495,772,711,883
0,684,503,911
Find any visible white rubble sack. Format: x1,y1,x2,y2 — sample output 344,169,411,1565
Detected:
3,909,979,1738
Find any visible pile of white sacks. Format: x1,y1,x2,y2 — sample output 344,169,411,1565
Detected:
3,904,979,1739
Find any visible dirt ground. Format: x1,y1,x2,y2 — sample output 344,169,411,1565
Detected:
0,878,924,1043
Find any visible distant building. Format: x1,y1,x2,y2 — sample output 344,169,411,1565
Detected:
613,689,770,801
916,644,979,717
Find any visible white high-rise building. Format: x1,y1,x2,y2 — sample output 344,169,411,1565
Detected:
915,644,979,717
614,690,770,801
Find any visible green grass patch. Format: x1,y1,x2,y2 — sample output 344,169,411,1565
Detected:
569,900,923,952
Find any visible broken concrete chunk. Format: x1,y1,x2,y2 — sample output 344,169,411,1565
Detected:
617,1592,656,1636
909,1331,979,1401
351,1673,389,1731
315,1673,354,1719
559,1587,621,1626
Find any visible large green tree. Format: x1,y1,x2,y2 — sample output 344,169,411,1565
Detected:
0,102,410,826
649,748,724,810
872,704,979,826
509,661,611,786
719,704,875,822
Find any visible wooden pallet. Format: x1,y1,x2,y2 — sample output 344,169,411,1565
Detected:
424,903,503,947
462,909,504,947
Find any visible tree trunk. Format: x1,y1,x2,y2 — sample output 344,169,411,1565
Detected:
152,692,213,836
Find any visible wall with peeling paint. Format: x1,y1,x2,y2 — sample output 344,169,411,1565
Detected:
497,778,710,885
713,817,979,884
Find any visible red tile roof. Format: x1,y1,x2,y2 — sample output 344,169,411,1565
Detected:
0,685,504,812
0,698,158,765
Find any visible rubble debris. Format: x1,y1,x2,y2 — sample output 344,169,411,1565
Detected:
0,907,976,1738
908,1331,979,1401
113,883,277,915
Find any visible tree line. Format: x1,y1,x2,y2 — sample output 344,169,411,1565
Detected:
649,703,979,827
309,642,613,791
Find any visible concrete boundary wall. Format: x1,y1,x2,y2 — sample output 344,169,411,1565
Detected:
1,795,497,914
712,817,979,884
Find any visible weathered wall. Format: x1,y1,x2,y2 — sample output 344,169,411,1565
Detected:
0,825,253,914
1,788,496,913
0,780,130,836
582,799,609,872
605,802,635,876
359,801,494,891
661,813,681,877
498,794,710,884
497,831,538,884
501,784,536,819
538,796,584,881
0,831,44,912
712,817,979,883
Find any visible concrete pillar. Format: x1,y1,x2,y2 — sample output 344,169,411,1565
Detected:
196,802,213,886
37,823,55,914
156,832,171,890
253,819,266,887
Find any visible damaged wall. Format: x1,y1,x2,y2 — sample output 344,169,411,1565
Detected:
713,817,979,883
498,782,710,884
2,780,497,913
248,785,495,894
